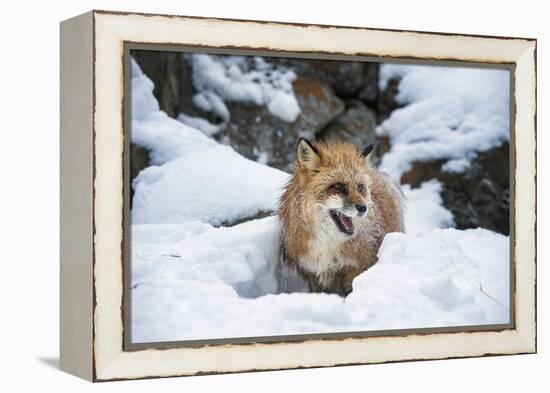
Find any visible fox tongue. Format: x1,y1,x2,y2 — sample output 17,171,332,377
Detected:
339,213,353,232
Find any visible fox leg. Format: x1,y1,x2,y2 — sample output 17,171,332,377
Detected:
334,266,363,296
302,271,336,293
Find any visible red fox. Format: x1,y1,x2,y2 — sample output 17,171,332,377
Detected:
278,138,404,296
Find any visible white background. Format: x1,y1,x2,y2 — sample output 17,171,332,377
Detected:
0,0,545,391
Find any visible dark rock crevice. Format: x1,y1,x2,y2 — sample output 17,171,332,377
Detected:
399,143,510,235
131,50,203,119
129,144,150,206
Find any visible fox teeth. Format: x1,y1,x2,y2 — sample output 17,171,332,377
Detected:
337,212,353,230
330,210,354,235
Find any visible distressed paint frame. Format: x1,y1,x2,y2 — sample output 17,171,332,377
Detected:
60,10,537,382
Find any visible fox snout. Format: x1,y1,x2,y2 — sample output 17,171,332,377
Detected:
345,191,368,217
343,201,367,217
328,199,368,236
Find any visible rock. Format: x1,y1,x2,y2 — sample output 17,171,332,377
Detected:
357,63,380,108
400,160,447,188
131,50,205,119
270,58,365,98
442,144,510,235
475,143,510,190
377,77,400,123
293,77,346,132
377,135,391,155
318,100,377,148
274,58,379,113
129,143,150,205
219,77,344,171
399,143,510,235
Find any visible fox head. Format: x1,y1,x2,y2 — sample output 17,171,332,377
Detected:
293,138,375,237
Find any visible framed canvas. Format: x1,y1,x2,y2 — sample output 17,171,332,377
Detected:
60,10,537,382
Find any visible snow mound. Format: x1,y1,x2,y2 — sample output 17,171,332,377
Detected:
132,146,289,225
188,54,300,122
131,225,509,343
377,64,510,180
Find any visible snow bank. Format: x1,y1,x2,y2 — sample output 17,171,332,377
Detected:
131,225,509,342
188,54,300,123
377,64,510,180
131,58,289,225
132,146,289,225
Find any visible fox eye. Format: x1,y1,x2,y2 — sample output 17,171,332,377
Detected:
357,183,365,193
330,183,347,194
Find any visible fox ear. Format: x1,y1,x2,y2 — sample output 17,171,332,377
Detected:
361,143,376,158
297,138,321,171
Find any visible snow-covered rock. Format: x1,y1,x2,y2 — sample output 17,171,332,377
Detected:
189,54,300,123
377,64,510,181
131,58,289,226
377,64,511,234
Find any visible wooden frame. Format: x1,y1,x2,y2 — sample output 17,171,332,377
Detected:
60,10,536,382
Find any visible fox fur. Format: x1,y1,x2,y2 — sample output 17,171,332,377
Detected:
278,138,404,296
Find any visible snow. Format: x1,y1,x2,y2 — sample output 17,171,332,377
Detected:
131,60,159,120
132,146,288,226
188,54,300,122
441,158,472,173
192,90,230,122
130,57,510,344
402,180,455,235
131,59,216,165
176,113,220,137
377,64,510,180
132,225,509,342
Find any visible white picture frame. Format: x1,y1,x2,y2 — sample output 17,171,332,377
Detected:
60,10,536,382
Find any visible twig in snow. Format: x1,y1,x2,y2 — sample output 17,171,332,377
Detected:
134,253,149,262
447,256,509,313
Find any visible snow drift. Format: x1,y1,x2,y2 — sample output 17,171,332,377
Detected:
131,223,509,342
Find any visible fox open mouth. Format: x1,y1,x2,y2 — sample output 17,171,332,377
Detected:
330,210,354,235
